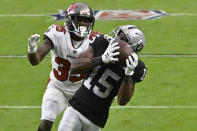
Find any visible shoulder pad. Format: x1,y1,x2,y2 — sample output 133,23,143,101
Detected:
89,31,101,43
45,24,67,35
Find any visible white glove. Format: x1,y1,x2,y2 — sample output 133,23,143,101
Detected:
28,34,40,53
102,39,120,64
125,52,138,76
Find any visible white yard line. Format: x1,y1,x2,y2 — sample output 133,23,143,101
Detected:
0,106,41,109
140,54,197,58
169,13,197,16
110,106,197,109
0,105,197,109
0,55,50,58
1,54,197,58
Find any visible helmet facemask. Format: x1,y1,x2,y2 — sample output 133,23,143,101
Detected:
69,15,94,37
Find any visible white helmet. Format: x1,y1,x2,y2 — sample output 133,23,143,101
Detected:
110,25,145,52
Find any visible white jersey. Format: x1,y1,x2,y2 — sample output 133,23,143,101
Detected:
44,24,91,94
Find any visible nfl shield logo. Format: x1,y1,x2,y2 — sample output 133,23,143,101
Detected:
94,10,167,20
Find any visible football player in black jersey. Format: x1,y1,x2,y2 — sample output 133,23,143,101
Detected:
58,25,147,131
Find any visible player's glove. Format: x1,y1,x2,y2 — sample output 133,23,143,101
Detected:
28,34,40,53
125,52,138,76
102,39,120,64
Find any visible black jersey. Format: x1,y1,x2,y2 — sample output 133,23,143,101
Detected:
69,34,147,128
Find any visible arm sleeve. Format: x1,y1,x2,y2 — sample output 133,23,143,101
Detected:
90,35,109,57
132,60,148,83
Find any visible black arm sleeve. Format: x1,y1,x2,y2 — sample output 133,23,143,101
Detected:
132,59,147,82
89,35,109,57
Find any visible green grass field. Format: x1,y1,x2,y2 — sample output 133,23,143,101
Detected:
0,0,197,131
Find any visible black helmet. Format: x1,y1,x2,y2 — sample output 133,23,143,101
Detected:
65,2,95,37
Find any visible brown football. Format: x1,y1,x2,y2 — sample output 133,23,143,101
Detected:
113,38,134,66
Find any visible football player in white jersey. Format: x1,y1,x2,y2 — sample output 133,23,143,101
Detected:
27,2,96,131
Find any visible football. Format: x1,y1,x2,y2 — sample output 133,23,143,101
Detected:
113,38,134,66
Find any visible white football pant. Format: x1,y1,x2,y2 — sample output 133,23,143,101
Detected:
58,106,101,131
41,87,68,121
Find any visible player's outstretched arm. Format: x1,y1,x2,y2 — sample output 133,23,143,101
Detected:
27,34,54,65
71,46,96,74
118,52,138,105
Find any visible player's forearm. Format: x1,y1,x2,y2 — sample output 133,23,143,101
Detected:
71,56,103,74
27,52,41,66
118,75,135,105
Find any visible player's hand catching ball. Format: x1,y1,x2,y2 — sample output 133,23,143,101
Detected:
125,52,138,76
28,34,40,54
102,39,120,64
